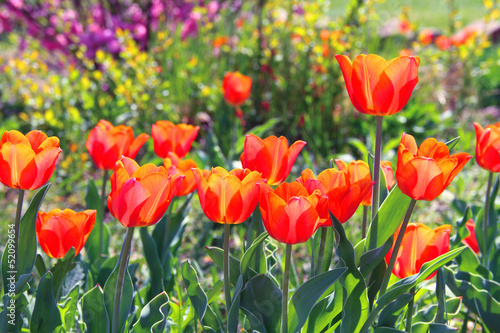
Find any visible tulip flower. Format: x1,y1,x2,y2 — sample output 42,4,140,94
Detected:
86,120,149,170
36,209,96,259
0,130,62,190
462,219,479,254
335,54,420,116
385,223,451,279
151,120,199,159
192,167,266,224
396,133,472,201
163,152,209,197
297,168,374,223
107,156,185,228
222,71,252,107
241,134,306,185
435,35,451,50
473,122,500,173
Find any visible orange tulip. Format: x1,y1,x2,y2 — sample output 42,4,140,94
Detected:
0,130,62,190
335,54,420,116
151,120,199,159
36,209,96,259
462,219,479,254
396,133,472,201
385,223,451,279
297,168,374,223
192,167,265,224
222,71,252,107
473,122,500,173
163,152,209,197
259,182,327,244
435,35,451,50
86,120,149,170
107,157,184,228
240,134,306,185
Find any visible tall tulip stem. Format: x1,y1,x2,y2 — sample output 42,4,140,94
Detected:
483,172,493,264
223,224,232,316
379,199,417,297
371,116,384,226
362,206,369,239
100,170,109,255
315,227,327,276
406,286,416,332
112,227,134,333
282,244,292,333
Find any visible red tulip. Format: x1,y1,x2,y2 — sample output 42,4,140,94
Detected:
462,219,479,254
335,54,420,116
192,167,266,224
297,168,374,223
222,72,252,107
240,134,306,185
107,157,184,228
151,121,199,159
385,223,451,279
0,130,62,190
163,152,209,197
473,122,500,173
259,182,327,244
381,161,396,189
396,133,472,201
86,120,149,170
435,35,451,50
37,209,96,259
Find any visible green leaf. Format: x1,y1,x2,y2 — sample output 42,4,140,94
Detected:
35,254,47,277
428,323,458,332
245,206,265,251
303,283,343,333
377,293,413,327
475,174,499,259
130,292,169,333
240,232,268,283
140,228,164,302
181,261,207,320
205,247,241,285
374,328,405,332
288,267,347,333
84,179,110,262
50,248,76,300
315,227,335,275
58,285,79,330
359,238,393,279
444,137,460,150
31,272,63,333
412,297,462,324
366,186,412,251
96,255,119,287
81,284,109,333
228,276,244,333
103,261,134,333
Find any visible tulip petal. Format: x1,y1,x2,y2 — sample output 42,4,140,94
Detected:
29,147,62,190
111,178,150,227
128,133,150,159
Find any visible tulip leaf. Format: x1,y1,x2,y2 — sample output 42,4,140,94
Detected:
490,247,500,280
50,248,76,300
240,232,268,283
303,283,343,333
314,226,335,275
130,292,169,333
31,272,63,333
359,238,393,278
374,328,406,332
35,254,47,276
475,174,499,261
377,293,413,328
140,228,164,302
228,276,244,333
288,267,347,333
96,255,119,287
58,284,79,330
245,206,266,250
205,246,241,286
239,274,282,333
181,260,207,320
103,261,134,333
81,284,109,333
366,186,412,251
412,297,462,324
84,178,110,262
444,137,460,150
331,214,369,333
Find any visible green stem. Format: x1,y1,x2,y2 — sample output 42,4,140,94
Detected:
310,234,315,278
406,287,416,332
371,116,383,227
223,224,232,317
100,170,109,255
282,244,292,333
161,199,175,263
315,227,327,276
459,310,470,333
112,227,135,333
435,268,445,324
482,172,493,265
379,199,417,297
362,205,369,239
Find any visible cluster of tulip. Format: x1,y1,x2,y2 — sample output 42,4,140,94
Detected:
1,55,499,332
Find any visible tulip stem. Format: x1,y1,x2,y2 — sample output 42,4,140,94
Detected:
406,287,416,332
282,244,292,333
112,227,134,333
315,227,327,276
161,198,175,263
371,116,384,228
482,172,493,265
378,198,417,297
362,205,368,239
100,169,109,255
223,223,232,318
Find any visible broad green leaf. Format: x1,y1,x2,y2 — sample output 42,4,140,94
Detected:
227,276,244,333
245,206,265,251
96,255,119,286
81,284,109,333
130,292,169,333
31,272,63,333
85,179,110,262
35,254,47,277
50,248,76,300
288,267,346,333
475,174,499,259
140,228,164,302
412,297,462,324
205,247,241,285
181,261,207,320
374,328,405,332
366,186,412,251
58,285,79,330
240,232,268,283
314,227,335,275
303,283,343,333
359,238,393,278
377,293,413,327
103,260,134,333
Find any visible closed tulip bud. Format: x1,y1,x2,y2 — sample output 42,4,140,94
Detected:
151,121,199,159
0,130,62,190
37,209,96,259
222,71,252,107
473,122,500,173
86,120,149,170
